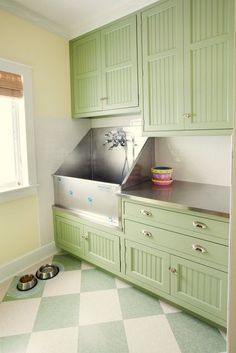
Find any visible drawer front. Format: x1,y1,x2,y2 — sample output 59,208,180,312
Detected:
124,219,228,267
170,256,228,321
123,201,229,243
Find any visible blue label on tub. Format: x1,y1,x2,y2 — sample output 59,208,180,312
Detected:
69,190,74,197
87,196,93,203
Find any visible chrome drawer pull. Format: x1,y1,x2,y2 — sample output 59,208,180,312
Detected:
192,244,207,253
193,221,207,229
140,209,152,216
142,230,153,238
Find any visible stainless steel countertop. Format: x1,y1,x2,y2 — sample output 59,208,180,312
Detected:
120,180,230,219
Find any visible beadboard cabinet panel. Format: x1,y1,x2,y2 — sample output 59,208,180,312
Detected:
54,211,120,273
84,225,120,272
170,256,228,321
55,215,84,257
142,0,184,131
70,33,102,115
125,240,170,293
142,0,234,133
183,0,234,130
70,14,139,117
101,16,138,110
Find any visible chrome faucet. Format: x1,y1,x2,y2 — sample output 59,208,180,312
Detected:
103,129,127,150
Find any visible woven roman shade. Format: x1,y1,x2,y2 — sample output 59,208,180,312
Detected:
0,70,23,98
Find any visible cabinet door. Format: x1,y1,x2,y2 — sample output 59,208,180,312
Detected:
125,240,170,293
54,215,84,257
184,0,234,129
142,0,184,132
70,32,102,115
83,226,120,272
170,256,228,321
101,15,138,110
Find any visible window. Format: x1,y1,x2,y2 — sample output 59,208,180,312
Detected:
0,58,37,200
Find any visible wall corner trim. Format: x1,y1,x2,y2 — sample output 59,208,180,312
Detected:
0,242,58,283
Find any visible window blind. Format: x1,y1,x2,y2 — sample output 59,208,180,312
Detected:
0,70,23,98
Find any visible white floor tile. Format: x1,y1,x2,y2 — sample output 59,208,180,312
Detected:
79,289,122,325
0,278,12,302
159,300,181,314
0,298,41,337
26,327,78,353
115,278,131,288
124,315,181,353
42,270,81,297
81,261,95,270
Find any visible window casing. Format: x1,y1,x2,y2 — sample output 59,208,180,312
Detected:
0,58,37,200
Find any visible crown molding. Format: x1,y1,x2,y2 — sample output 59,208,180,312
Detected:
0,0,70,39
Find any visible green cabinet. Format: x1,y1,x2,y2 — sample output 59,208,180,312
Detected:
70,15,139,118
54,210,121,273
83,225,120,272
170,256,228,321
70,32,102,115
125,239,170,293
122,199,229,326
55,215,84,257
142,0,184,132
142,0,234,133
53,199,229,326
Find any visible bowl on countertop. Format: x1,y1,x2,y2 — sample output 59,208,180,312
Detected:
151,166,173,181
152,178,173,186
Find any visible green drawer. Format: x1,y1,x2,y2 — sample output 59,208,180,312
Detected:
124,219,228,268
123,201,229,244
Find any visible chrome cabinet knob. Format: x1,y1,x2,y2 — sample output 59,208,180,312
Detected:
192,244,207,253
183,113,192,119
169,267,177,274
140,209,152,216
142,230,153,238
193,221,207,229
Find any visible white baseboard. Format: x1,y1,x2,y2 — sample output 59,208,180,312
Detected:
0,242,58,283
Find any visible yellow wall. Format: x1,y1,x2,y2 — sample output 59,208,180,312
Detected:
0,10,71,265
0,10,70,118
0,197,40,264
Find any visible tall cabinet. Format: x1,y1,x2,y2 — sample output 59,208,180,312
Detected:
142,0,234,133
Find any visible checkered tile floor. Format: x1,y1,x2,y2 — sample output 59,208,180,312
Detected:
0,253,226,353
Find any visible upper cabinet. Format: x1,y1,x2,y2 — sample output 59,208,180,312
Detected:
142,0,234,134
70,15,139,118
69,0,234,134
70,32,102,115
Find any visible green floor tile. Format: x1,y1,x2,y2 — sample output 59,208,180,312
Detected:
78,321,129,353
3,276,45,302
81,269,116,292
52,254,81,271
33,294,80,331
0,334,30,353
166,312,226,353
118,287,163,319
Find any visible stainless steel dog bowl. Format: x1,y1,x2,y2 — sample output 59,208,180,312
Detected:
17,274,38,291
36,264,59,280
